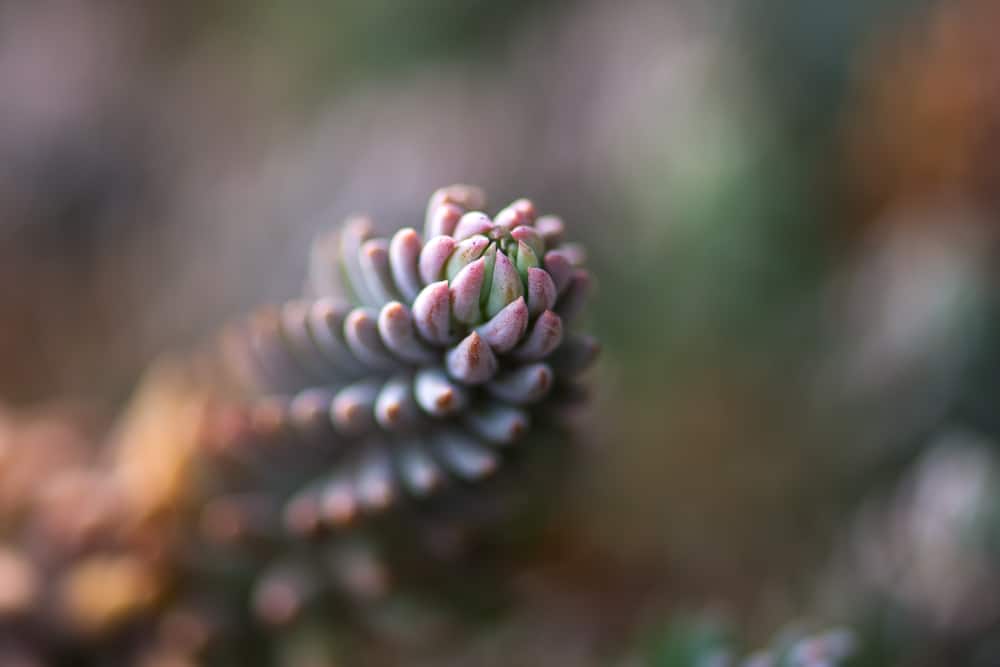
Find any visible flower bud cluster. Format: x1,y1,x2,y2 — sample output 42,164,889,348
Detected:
212,185,598,540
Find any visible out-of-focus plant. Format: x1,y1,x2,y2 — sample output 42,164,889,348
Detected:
0,185,600,666
638,613,856,667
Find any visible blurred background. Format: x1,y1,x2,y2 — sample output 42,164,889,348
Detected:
2,0,1000,664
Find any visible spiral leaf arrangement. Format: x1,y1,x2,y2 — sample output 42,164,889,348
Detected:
212,185,599,541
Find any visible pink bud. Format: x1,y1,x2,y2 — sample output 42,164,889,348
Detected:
424,202,463,239
388,228,424,303
344,308,397,370
359,239,399,307
484,250,524,318
453,212,494,241
511,310,563,362
535,215,565,246
419,236,457,285
377,302,438,365
486,363,554,404
446,332,498,385
526,267,557,317
476,297,528,354
414,369,468,417
543,250,574,295
411,281,453,346
463,402,529,446
449,258,486,325
396,441,444,497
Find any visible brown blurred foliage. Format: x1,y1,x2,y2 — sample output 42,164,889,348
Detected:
848,0,1000,226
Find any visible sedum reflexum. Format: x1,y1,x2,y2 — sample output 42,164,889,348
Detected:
209,184,599,540
0,186,599,665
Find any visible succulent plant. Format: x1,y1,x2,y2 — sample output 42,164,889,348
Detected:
206,184,599,541
0,186,599,665
139,184,604,662
642,615,856,667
